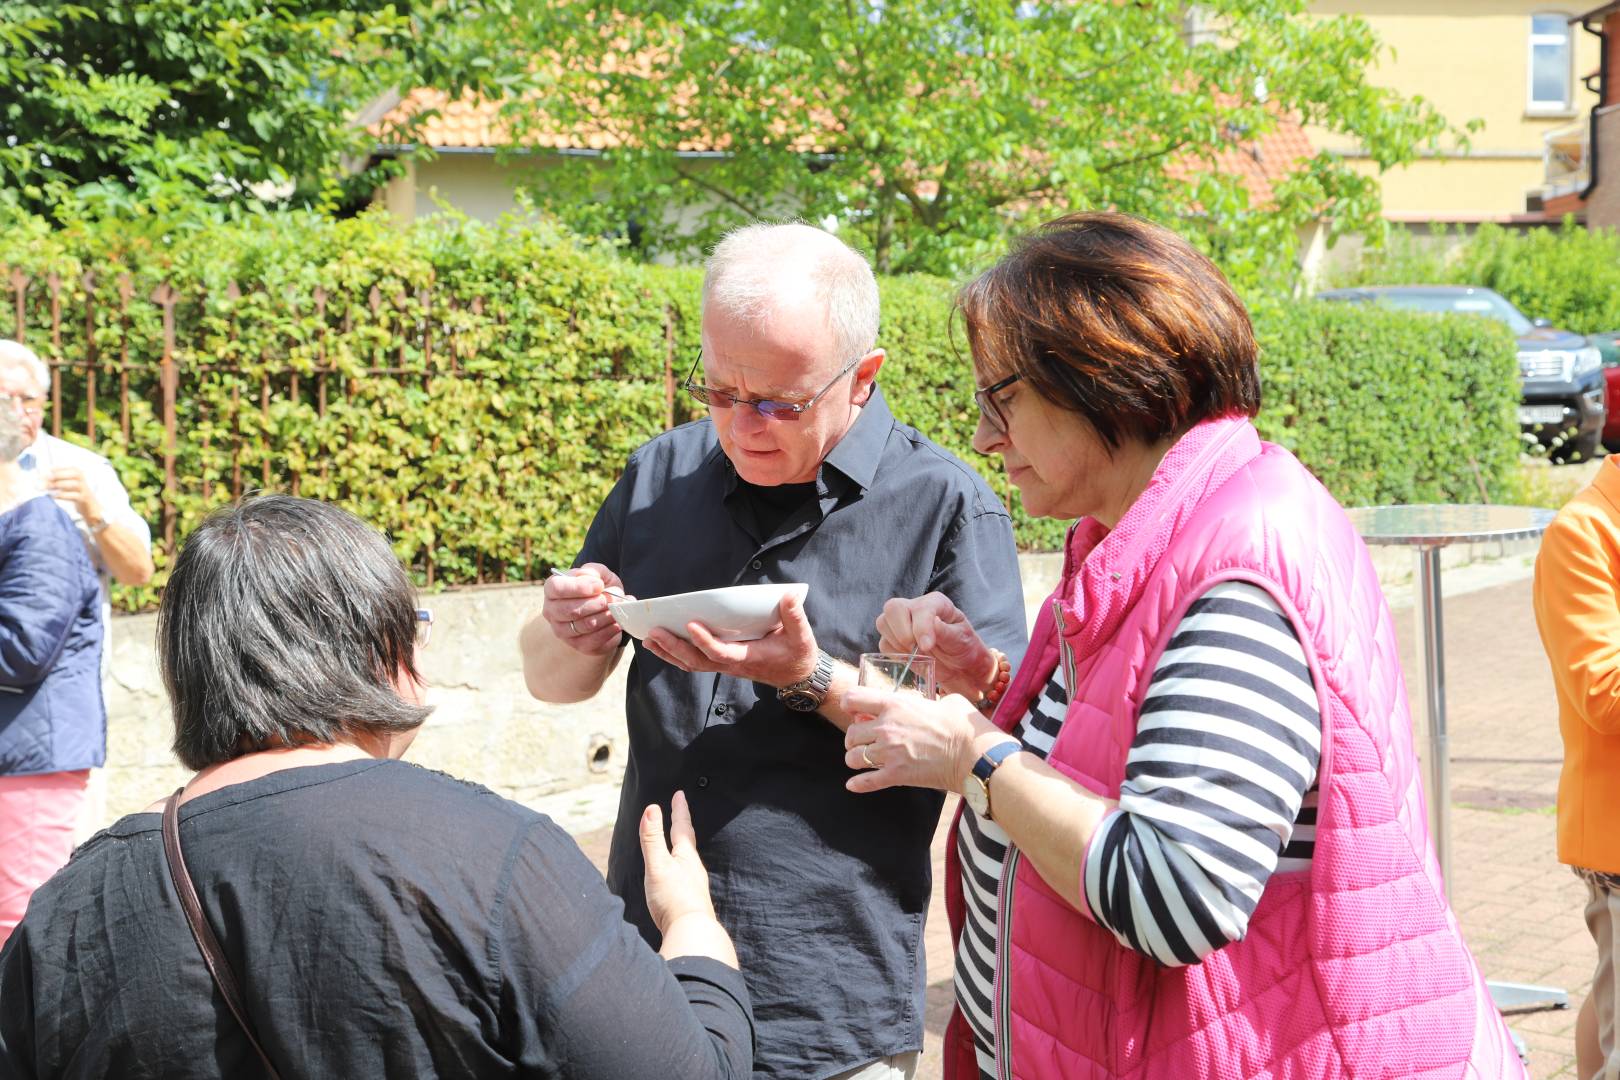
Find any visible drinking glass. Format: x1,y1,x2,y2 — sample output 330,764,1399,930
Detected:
857,653,936,700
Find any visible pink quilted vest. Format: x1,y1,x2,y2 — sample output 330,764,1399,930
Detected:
942,415,1523,1080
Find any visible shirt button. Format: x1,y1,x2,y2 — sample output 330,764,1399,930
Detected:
751,559,763,569
697,776,710,788
713,703,728,716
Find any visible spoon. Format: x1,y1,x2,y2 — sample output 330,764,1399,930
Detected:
895,641,922,690
547,566,628,601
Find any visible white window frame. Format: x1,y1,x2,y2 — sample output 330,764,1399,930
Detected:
1527,12,1576,115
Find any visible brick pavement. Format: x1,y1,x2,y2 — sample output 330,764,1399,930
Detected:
1426,576,1586,1079
571,573,1588,1078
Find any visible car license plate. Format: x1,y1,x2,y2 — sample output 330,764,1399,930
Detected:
1519,405,1566,425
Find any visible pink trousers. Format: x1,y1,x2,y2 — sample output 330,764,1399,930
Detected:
0,770,89,946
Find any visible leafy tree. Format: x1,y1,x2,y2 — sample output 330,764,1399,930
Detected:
0,1,533,225
507,0,1468,284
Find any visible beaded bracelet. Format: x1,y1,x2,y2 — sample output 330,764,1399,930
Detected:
974,649,1012,714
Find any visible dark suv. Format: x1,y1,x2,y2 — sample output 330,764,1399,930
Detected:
1316,285,1606,461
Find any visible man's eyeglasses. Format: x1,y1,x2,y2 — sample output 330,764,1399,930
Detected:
0,392,45,415
415,608,433,648
974,372,1023,435
683,351,864,422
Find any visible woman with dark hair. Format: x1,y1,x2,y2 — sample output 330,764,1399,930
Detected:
839,213,1523,1078
0,400,102,946
0,494,754,1079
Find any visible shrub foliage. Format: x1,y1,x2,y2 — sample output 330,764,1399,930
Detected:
1254,302,1519,509
0,209,1518,608
1336,219,1620,335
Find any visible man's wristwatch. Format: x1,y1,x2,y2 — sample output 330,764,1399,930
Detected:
777,650,835,712
962,739,1023,821
86,516,111,536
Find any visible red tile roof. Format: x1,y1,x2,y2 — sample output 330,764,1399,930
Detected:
373,87,643,151
373,90,1315,208
371,87,835,155
1163,109,1317,207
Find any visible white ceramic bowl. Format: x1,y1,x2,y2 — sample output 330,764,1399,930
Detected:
609,583,810,642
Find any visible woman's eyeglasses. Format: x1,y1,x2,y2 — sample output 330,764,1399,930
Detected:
414,608,433,648
682,351,863,422
974,372,1023,435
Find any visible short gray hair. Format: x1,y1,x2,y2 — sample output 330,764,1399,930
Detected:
702,222,880,362
0,403,24,463
159,495,431,771
0,340,50,394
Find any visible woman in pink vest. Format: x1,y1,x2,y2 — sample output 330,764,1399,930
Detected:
840,212,1523,1079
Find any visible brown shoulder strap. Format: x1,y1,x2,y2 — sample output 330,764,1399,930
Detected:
162,789,285,1080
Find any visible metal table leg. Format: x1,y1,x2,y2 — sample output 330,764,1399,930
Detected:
1414,546,1451,891
1410,547,1568,1013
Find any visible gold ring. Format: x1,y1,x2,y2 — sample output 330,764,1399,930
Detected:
861,745,878,769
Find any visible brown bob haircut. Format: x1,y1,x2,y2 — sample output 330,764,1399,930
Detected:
958,211,1261,450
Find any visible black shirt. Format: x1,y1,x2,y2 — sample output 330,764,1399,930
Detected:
736,479,816,540
0,760,755,1080
578,387,1027,1079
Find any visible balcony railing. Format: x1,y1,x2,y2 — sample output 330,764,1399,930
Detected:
1542,120,1590,198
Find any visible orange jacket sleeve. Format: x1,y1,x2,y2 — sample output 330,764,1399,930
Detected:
1534,498,1620,736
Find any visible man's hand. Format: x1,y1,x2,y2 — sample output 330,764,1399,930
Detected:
45,467,104,525
875,592,996,700
543,564,632,657
643,593,819,688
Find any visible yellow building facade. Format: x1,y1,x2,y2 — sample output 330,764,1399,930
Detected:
1309,0,1602,223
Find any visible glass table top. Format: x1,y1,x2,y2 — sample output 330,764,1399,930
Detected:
1345,504,1556,547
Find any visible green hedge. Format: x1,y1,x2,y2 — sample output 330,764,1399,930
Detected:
0,208,1518,607
1253,303,1520,508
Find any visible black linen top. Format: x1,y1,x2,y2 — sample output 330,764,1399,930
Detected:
579,387,1027,1079
0,760,754,1080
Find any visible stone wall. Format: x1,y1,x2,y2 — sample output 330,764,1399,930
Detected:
94,582,637,829
87,539,1536,834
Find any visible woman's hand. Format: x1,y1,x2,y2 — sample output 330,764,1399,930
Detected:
639,792,740,969
640,791,715,933
876,593,997,700
840,687,1001,794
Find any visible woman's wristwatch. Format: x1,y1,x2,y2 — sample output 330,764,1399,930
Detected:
962,739,1022,820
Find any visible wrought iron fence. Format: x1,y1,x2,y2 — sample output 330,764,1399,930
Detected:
4,268,684,594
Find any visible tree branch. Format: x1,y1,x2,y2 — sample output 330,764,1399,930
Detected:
1095,139,1190,174
839,0,883,156
893,180,930,226
671,160,765,219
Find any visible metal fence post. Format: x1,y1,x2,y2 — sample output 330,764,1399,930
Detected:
152,283,180,551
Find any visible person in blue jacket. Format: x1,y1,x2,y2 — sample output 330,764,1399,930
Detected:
0,397,102,944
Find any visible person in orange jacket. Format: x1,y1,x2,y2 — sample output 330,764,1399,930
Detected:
1533,457,1620,1080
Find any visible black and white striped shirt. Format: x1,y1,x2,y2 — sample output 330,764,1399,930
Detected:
955,581,1321,1077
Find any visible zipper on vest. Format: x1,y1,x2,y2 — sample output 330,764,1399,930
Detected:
993,844,1021,1080
1052,599,1077,695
